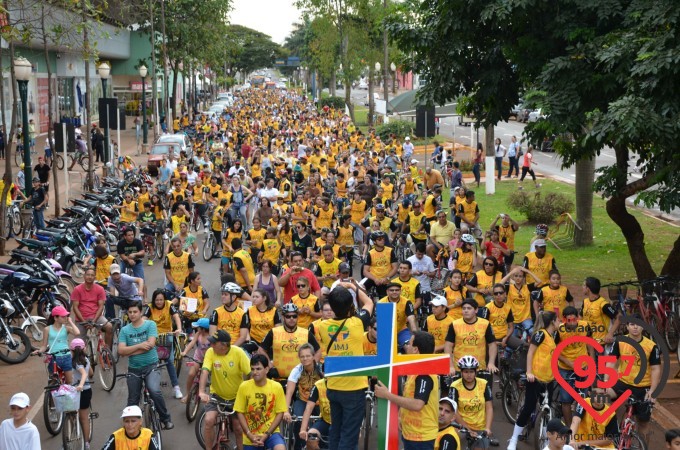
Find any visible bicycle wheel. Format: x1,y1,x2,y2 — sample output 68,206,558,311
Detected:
62,412,84,450
362,396,373,450
665,312,680,353
43,384,64,435
195,408,210,449
98,347,117,392
15,151,22,168
174,345,183,376
186,383,202,422
111,322,121,363
11,209,22,236
79,155,90,171
502,378,525,425
155,234,165,260
88,406,95,443
203,234,215,261
55,153,65,171
615,431,647,450
146,403,163,450
0,327,31,364
533,409,551,450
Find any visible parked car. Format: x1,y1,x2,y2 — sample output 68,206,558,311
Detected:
358,80,368,90
510,104,532,122
157,133,192,158
528,108,546,123
147,143,182,176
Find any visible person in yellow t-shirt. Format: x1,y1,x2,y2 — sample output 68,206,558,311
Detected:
116,192,138,224
198,329,251,450
449,355,493,440
102,405,157,450
375,331,440,448
234,354,287,450
570,387,618,449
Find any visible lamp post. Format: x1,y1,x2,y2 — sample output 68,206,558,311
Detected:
390,62,397,94
139,65,148,154
14,57,31,194
97,62,111,164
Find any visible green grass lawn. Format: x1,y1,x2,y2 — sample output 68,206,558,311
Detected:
442,178,678,284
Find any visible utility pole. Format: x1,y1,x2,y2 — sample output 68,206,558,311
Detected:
383,0,389,105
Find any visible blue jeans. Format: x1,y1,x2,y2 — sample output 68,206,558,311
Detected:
244,433,285,450
403,439,435,450
127,364,171,422
494,156,503,179
161,340,180,388
472,163,480,184
293,399,314,450
120,259,144,279
165,281,177,293
327,388,366,450
310,419,330,449
33,208,45,229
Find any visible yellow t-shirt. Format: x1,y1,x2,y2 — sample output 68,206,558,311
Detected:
317,317,368,391
201,346,251,400
234,379,287,446
400,375,439,441
531,329,556,383
451,377,489,431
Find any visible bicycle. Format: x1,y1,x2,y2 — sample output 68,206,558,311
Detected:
517,378,560,450
35,352,66,436
116,365,164,450
614,397,650,450
78,321,116,391
184,355,205,422
359,389,376,450
54,149,89,171
2,199,23,239
203,227,218,261
281,413,322,450
51,380,98,450
451,422,490,450
157,332,186,377
195,396,237,450
140,226,160,265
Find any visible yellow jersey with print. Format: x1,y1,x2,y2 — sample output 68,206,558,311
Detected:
379,296,414,333
272,326,309,378
363,331,377,355
397,204,411,223
426,314,454,349
367,247,395,279
233,249,255,289
280,179,293,202
530,329,556,383
165,251,191,287
233,378,287,446
169,215,187,235
482,301,513,340
582,296,613,343
248,228,267,250
317,258,341,289
336,225,353,247
612,334,660,387
573,398,617,449
403,178,415,195
137,192,150,208
471,270,498,306
444,286,467,320
400,375,439,442
317,316,369,391
435,425,461,450
147,301,175,334
423,195,437,219
262,238,282,263
315,207,334,230
111,427,152,450
508,283,531,323
391,276,421,306
202,345,251,400
539,285,570,319
447,318,494,370
310,379,332,424
279,228,293,249
452,249,474,277
120,200,138,223
523,252,555,287
222,229,242,258
211,305,247,341
557,320,591,370
349,200,367,224
95,254,116,286
380,181,394,200
292,294,318,329
211,206,225,232
458,200,478,223
497,224,516,250
451,377,490,431
336,180,348,199
246,306,277,344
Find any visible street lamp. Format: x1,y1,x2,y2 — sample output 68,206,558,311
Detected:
14,57,31,194
139,65,148,153
97,62,111,164
390,62,397,94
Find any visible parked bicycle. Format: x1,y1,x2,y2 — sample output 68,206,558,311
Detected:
615,397,651,450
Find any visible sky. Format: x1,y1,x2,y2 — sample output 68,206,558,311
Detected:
229,0,302,45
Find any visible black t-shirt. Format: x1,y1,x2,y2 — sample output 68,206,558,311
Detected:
34,164,50,183
292,233,313,255
30,186,46,209
117,238,144,262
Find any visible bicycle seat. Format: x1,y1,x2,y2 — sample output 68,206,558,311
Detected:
624,298,639,306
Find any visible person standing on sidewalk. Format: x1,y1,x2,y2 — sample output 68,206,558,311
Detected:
24,177,48,229
0,393,40,450
506,136,520,178
494,138,506,181
472,143,483,188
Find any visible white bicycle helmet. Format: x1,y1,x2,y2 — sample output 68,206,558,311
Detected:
458,355,480,370
221,282,242,294
535,224,549,236
461,234,476,244
281,303,299,314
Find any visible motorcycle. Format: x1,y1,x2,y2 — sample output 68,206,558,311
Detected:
0,297,32,364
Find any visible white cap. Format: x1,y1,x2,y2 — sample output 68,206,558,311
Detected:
9,392,30,408
121,405,143,418
430,296,448,308
405,136,410,141
534,239,547,247
439,397,458,413
411,159,418,164
109,263,121,275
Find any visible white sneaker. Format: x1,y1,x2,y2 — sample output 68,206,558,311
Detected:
173,387,183,399
506,438,518,450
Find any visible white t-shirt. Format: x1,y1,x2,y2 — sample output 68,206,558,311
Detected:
407,254,436,292
542,446,574,450
166,159,178,172
0,419,41,450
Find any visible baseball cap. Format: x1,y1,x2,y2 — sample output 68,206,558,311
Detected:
385,282,402,290
121,405,143,418
109,264,121,275
547,418,571,435
534,239,547,247
32,177,40,182
411,159,418,164
235,161,241,164
430,296,448,308
51,305,70,317
339,262,351,273
191,318,210,329
439,397,457,413
208,329,231,344
9,393,30,408
405,136,410,141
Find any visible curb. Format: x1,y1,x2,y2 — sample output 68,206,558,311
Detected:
653,402,680,430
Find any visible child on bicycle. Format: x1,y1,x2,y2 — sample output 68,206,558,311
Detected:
70,338,94,449
180,318,211,404
32,305,80,384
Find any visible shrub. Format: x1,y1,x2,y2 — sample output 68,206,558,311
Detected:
375,120,413,142
507,190,574,224
319,96,345,110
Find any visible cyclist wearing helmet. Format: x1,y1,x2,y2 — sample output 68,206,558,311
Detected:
423,295,453,353
258,303,321,380
522,238,556,291
530,223,549,252
450,234,477,281
375,331,440,450
361,203,398,242
363,230,398,298
437,398,461,450
209,282,250,347
449,355,493,443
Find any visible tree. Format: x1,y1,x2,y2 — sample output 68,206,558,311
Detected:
225,25,284,76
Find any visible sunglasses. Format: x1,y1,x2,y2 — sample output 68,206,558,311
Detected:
284,315,298,319
493,291,505,296
483,262,495,266
296,284,308,288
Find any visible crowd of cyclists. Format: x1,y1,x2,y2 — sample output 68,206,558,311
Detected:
1,87,671,450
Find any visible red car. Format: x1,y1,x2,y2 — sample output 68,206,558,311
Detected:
147,143,181,177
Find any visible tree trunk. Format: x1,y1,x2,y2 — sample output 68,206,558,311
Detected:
83,0,93,191
368,66,374,127
160,0,170,123
573,157,594,246
345,81,354,122
330,71,336,97
661,236,680,277
171,60,179,121
484,123,495,195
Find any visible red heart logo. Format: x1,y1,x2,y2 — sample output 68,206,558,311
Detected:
552,335,630,424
